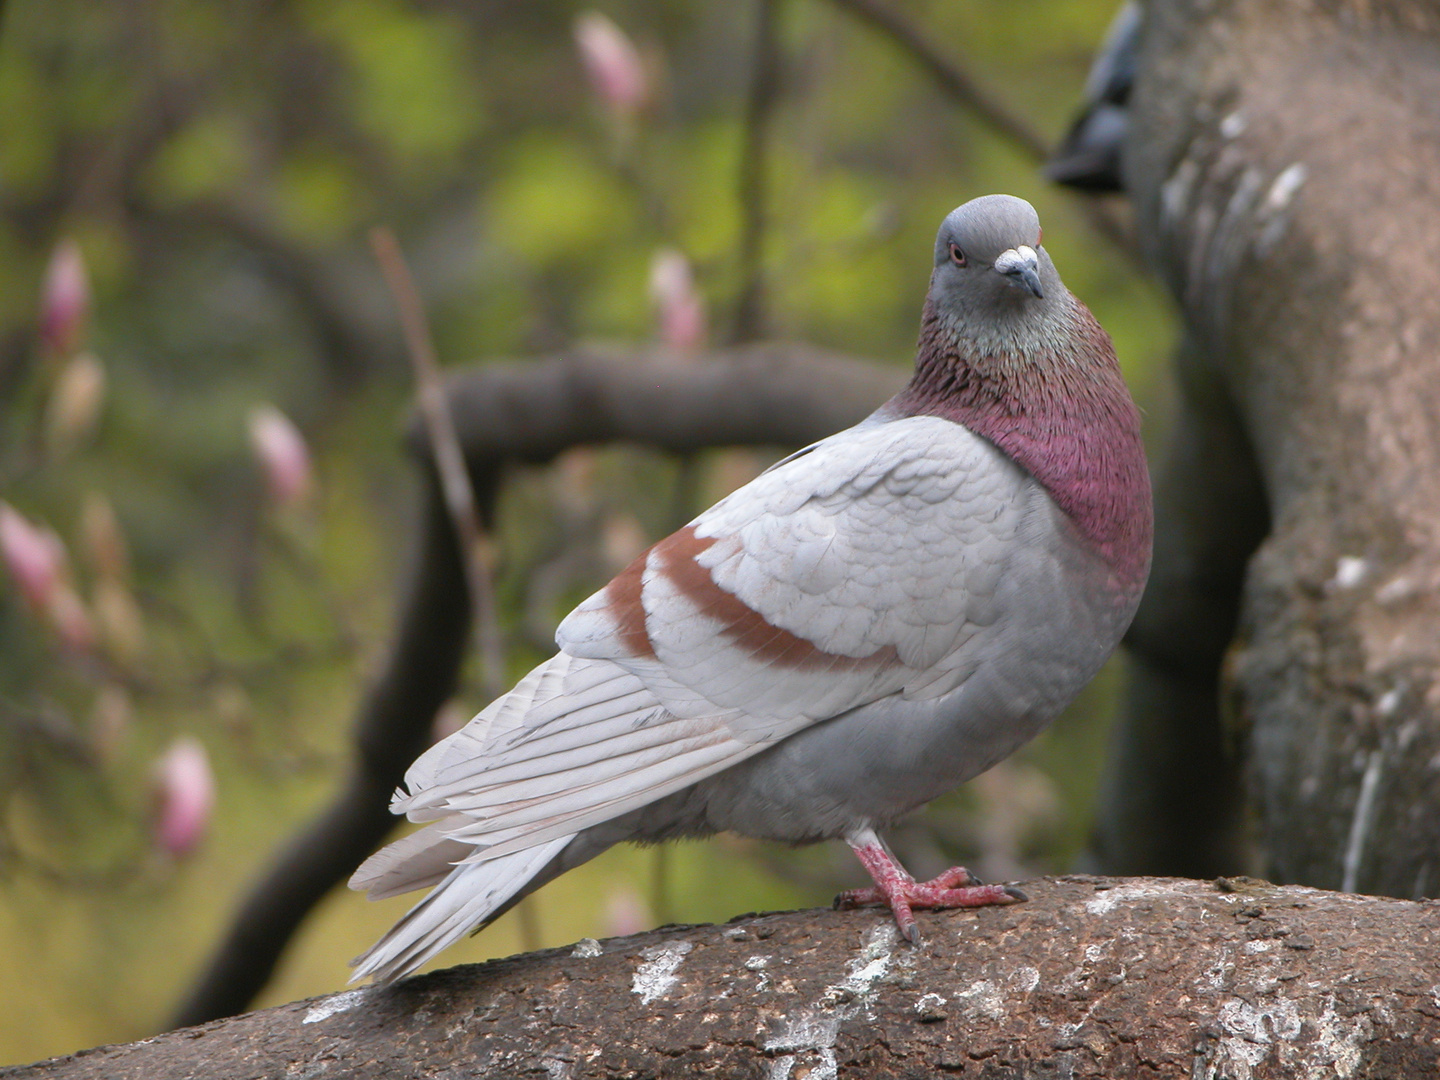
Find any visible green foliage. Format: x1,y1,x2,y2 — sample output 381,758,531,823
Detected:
0,0,1174,1065
303,0,488,175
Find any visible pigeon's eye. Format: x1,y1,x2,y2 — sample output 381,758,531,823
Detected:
948,243,967,267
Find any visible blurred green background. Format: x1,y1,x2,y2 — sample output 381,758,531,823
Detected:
0,0,1174,1065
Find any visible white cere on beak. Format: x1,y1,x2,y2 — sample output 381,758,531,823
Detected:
994,245,1044,298
993,246,1039,276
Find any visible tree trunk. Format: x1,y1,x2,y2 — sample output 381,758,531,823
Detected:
1103,0,1440,895
16,876,1440,1079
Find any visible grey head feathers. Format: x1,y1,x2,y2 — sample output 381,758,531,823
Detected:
927,195,1071,352
932,194,1041,269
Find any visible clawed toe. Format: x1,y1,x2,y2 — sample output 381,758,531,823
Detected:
834,885,883,910
841,832,1028,945
833,865,1027,941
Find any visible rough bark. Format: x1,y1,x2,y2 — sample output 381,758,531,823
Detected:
1103,0,1440,894
21,876,1440,1079
169,343,904,1028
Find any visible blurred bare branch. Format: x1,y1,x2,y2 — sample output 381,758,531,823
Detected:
371,226,506,701
827,0,1048,161
731,0,782,344
828,0,1138,261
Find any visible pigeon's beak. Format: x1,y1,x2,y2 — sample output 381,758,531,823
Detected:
995,246,1044,299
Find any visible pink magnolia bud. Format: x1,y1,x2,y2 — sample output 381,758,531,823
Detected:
152,737,216,858
39,238,90,356
603,885,651,937
247,404,313,508
80,492,131,582
0,502,65,612
94,577,146,662
45,352,107,451
47,583,96,655
648,249,706,351
551,447,599,517
91,683,133,760
0,502,96,653
574,12,648,118
601,512,647,571
431,699,469,744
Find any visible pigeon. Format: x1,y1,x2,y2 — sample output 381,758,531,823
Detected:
349,194,1153,982
1045,1,1141,192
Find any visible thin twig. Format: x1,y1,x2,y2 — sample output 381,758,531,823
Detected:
369,226,506,699
826,0,1140,263
731,0,783,344
828,0,1049,162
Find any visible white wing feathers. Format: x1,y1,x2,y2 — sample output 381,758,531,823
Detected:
349,815,474,901
351,414,1033,980
559,415,1028,739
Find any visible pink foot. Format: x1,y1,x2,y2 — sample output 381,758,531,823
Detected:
836,832,1026,945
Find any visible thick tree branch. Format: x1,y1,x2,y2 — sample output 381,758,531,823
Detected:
169,343,905,1028
26,877,1440,1078
1094,336,1267,877
1107,0,1440,892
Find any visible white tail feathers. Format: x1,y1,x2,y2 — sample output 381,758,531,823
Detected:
349,653,765,982
349,834,573,983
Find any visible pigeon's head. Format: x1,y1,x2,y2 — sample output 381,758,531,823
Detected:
929,195,1056,323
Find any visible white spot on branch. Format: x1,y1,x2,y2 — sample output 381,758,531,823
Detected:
836,924,895,1000
764,1011,842,1052
1330,556,1369,590
571,938,603,958
631,941,693,1004
1311,995,1371,1076
303,988,369,1024
1084,879,1188,916
1265,162,1308,212
1254,162,1308,256
954,979,1005,1020
1008,965,1041,993
1216,997,1303,1075
745,954,772,991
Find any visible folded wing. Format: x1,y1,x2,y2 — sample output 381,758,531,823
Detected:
558,414,1032,741
351,413,1036,979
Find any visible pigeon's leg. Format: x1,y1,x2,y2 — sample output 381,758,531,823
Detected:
835,827,1026,945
